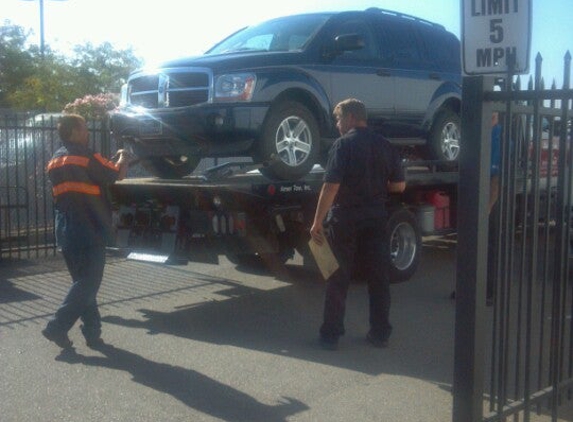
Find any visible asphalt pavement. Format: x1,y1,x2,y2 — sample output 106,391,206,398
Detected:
0,236,556,421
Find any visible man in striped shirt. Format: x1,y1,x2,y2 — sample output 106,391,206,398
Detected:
42,114,129,349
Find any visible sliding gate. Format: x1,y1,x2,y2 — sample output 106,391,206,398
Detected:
454,53,573,422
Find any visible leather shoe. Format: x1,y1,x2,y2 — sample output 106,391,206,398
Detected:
366,332,389,348
42,327,73,349
85,337,105,349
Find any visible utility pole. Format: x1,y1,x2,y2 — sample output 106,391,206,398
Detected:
22,0,68,58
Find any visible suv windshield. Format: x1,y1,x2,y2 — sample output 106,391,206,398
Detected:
206,14,330,55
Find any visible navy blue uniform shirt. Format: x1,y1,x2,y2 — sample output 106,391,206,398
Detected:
324,127,404,219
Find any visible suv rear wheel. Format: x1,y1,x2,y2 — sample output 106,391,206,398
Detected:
427,109,461,163
258,101,319,180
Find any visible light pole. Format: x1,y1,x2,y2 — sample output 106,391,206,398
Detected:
21,0,68,58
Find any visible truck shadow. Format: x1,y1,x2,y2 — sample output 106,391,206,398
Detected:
56,345,308,421
103,245,457,386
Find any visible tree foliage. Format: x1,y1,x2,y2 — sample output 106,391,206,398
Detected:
70,42,137,94
0,24,36,107
0,21,143,112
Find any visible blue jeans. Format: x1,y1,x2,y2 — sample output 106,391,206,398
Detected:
320,212,392,340
46,245,106,339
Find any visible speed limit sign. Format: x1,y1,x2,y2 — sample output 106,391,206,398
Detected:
462,0,531,75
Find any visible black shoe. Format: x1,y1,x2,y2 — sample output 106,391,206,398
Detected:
85,337,105,349
366,332,389,348
42,327,73,349
80,324,104,348
319,336,339,351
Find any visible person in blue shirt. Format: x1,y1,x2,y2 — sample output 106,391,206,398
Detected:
490,112,502,212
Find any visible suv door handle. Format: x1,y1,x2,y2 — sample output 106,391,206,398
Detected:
376,69,391,77
429,73,441,80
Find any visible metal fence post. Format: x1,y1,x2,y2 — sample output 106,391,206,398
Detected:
453,75,494,422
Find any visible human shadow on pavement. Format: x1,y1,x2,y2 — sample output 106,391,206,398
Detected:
0,279,41,304
102,246,457,385
56,345,308,422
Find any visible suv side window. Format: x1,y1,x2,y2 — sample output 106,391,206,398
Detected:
331,18,378,62
377,20,422,69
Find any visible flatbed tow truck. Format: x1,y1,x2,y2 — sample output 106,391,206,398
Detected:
109,161,458,282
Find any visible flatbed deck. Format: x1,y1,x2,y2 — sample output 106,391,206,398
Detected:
115,162,458,192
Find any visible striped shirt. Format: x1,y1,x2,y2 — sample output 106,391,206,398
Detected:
47,143,120,248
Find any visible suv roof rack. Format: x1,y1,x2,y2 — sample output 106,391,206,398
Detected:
364,7,445,30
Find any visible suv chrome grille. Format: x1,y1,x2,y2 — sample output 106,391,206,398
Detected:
128,68,211,109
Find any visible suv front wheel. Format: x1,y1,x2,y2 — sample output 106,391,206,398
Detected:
257,101,319,180
427,109,461,163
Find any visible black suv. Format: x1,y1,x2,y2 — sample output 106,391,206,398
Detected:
111,8,461,180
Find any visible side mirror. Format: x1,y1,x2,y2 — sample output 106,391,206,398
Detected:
321,33,366,61
334,34,365,52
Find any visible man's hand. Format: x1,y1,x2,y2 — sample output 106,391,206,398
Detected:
310,182,339,246
112,149,134,181
113,149,135,164
310,222,325,246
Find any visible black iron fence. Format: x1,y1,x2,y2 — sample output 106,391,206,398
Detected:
454,53,573,422
0,114,117,260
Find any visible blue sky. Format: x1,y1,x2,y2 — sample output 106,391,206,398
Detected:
2,0,572,85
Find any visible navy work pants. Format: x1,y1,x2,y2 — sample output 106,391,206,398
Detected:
320,213,392,340
46,245,106,339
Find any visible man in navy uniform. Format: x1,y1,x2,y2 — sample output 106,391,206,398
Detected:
310,98,406,350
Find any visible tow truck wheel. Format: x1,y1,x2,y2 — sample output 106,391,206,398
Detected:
141,156,200,179
387,207,422,283
258,101,319,181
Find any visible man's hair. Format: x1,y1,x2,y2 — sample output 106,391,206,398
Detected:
57,114,85,142
333,98,368,122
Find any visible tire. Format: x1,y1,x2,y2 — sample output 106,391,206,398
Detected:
141,156,200,179
257,101,319,181
427,108,461,163
386,207,422,283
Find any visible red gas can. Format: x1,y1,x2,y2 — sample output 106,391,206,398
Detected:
426,191,450,230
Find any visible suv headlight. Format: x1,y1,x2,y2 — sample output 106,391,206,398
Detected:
214,73,256,102
119,83,129,107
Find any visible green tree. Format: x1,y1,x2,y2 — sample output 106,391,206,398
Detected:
7,55,80,111
0,22,143,112
69,41,141,95
0,23,36,108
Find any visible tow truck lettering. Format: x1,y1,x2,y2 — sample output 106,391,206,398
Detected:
279,184,312,193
